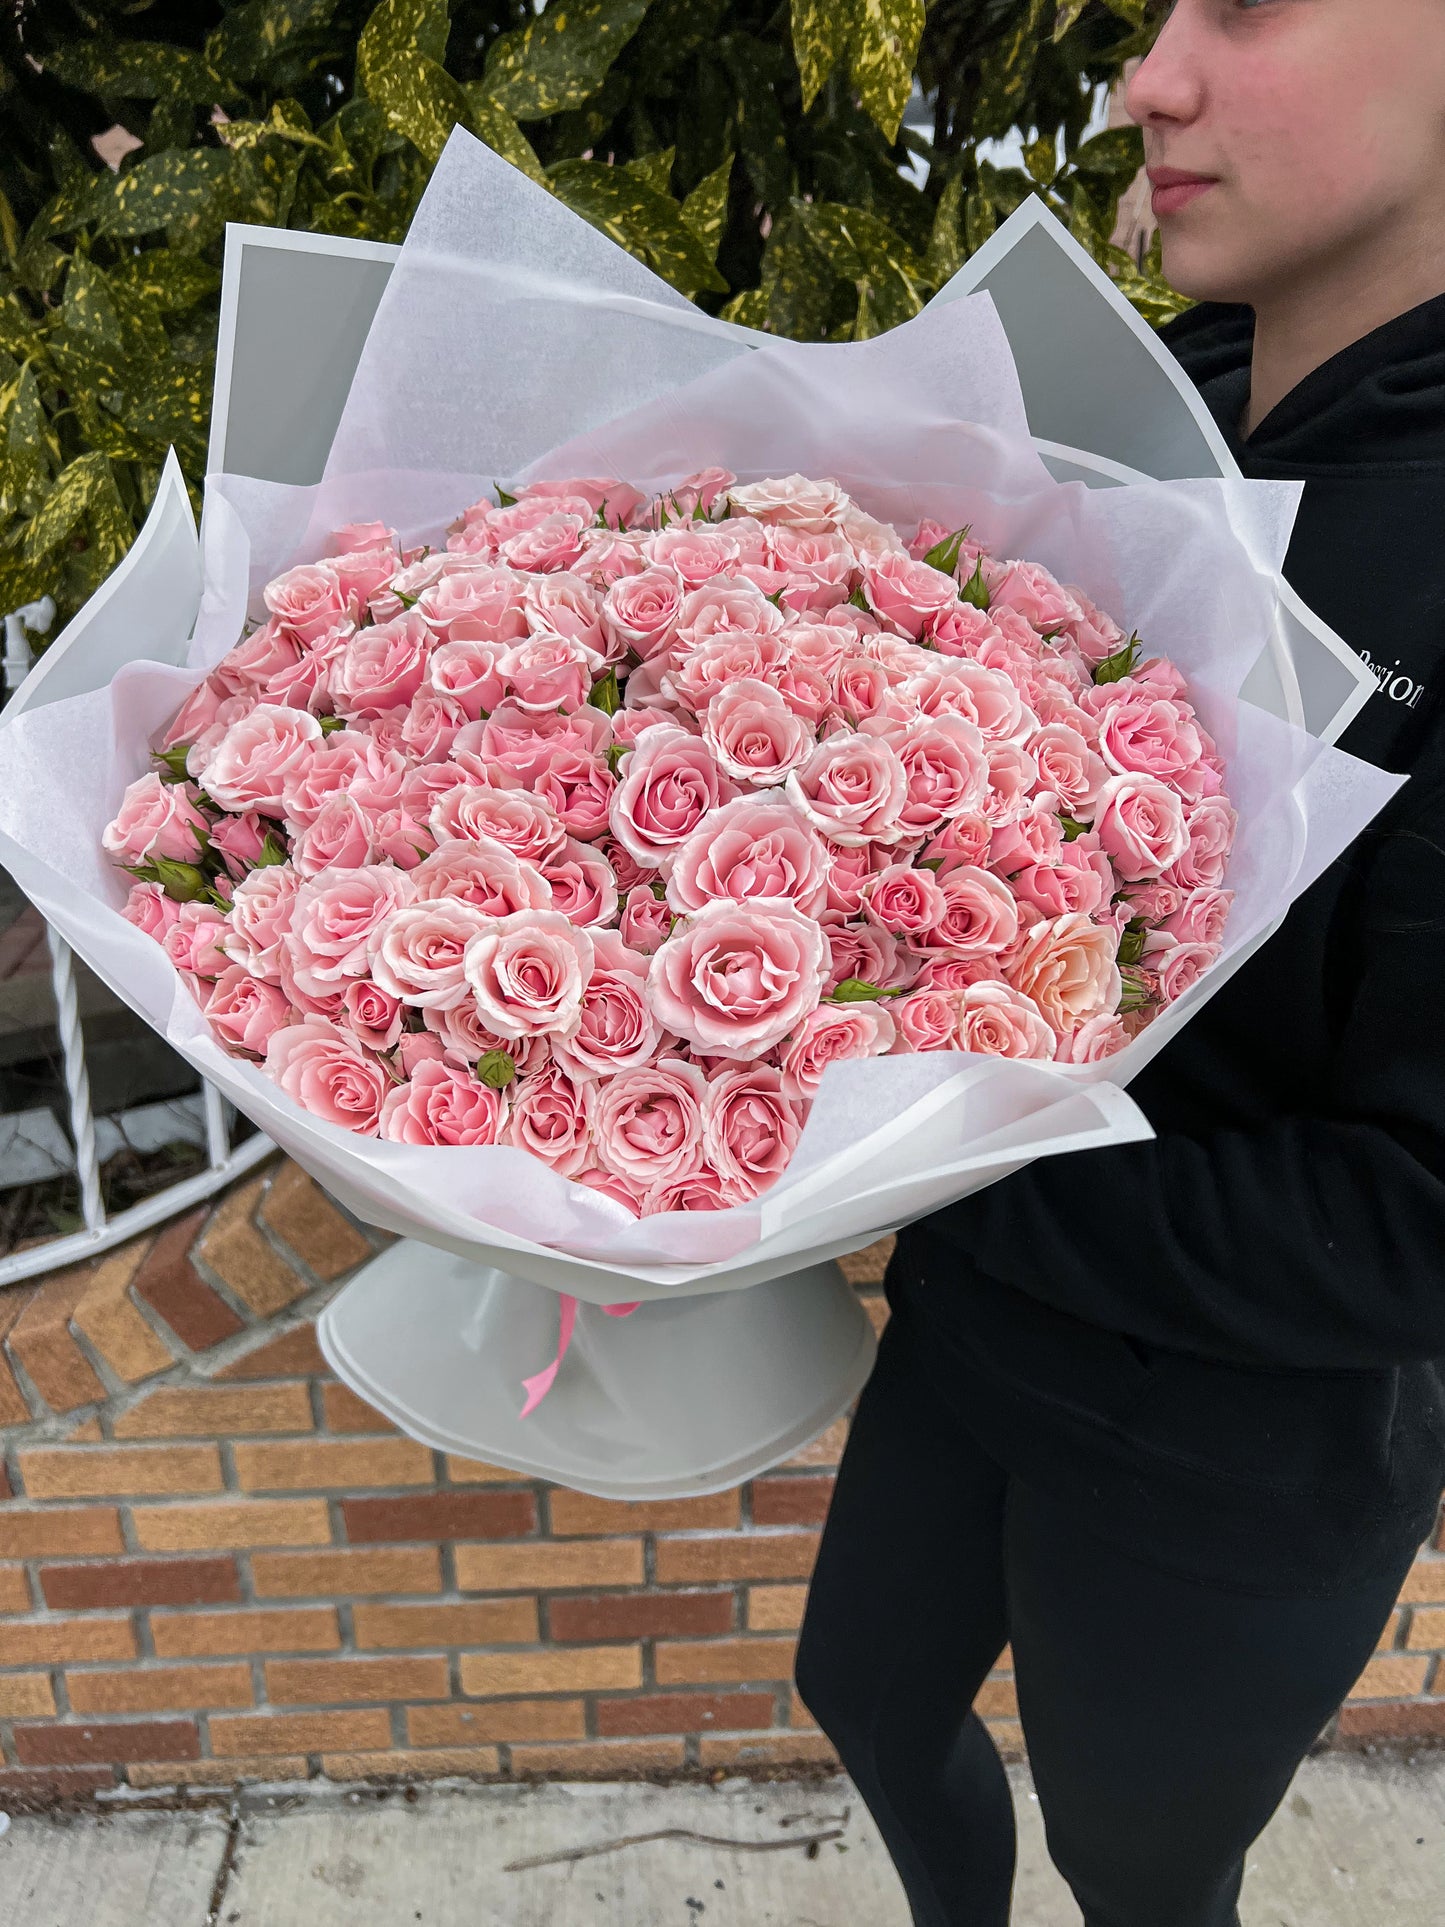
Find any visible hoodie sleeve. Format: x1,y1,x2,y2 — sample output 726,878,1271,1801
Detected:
924,789,1445,1373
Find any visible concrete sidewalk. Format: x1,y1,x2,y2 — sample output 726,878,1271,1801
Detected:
3,1756,1442,1925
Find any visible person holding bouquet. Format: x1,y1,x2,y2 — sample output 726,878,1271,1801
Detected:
796,2,1445,1922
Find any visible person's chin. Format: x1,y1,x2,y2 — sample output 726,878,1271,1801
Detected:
1157,226,1254,309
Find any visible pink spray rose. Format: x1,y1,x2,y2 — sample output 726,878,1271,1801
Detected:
463,911,595,1038
504,1061,594,1178
619,883,674,954
779,1003,898,1102
370,900,493,1009
1094,772,1191,882
1005,912,1122,1036
1056,1011,1131,1064
263,562,352,642
264,1017,390,1134
552,930,663,1078
379,1059,509,1146
1163,795,1237,890
537,838,620,928
204,967,292,1057
103,774,210,866
121,881,181,941
786,731,907,847
956,982,1058,1060
702,1065,805,1203
195,705,324,818
329,612,434,721
893,987,964,1052
430,785,565,866
286,865,417,999
665,796,830,919
410,839,552,918
862,552,958,639
223,865,301,981
610,725,735,867
703,680,813,785
590,1060,708,1189
646,898,826,1060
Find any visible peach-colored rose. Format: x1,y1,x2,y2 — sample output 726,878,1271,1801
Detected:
379,1059,508,1146
665,796,830,919
1094,772,1191,882
957,981,1057,1060
702,1064,805,1202
646,899,826,1060
204,966,292,1056
103,774,211,866
537,838,620,928
463,910,595,1038
703,679,813,786
264,562,352,642
591,1059,708,1188
201,704,324,817
779,1003,897,1101
552,929,664,1078
430,785,566,866
330,612,434,721
786,731,907,847
286,865,417,999
610,725,734,868
223,865,301,981
728,473,847,533
264,1017,390,1133
1006,911,1121,1035
411,839,552,918
370,900,493,1009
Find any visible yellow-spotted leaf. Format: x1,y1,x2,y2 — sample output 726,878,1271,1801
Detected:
1052,0,1091,39
485,0,655,124
461,88,549,185
22,453,122,564
923,168,966,286
41,38,230,103
89,150,238,242
847,0,925,144
625,147,675,197
359,0,472,167
206,0,341,82
789,0,849,113
679,154,733,259
548,158,728,296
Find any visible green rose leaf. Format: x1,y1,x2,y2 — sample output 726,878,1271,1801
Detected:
485,0,655,123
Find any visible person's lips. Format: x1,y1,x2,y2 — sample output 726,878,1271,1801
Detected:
1148,167,1219,218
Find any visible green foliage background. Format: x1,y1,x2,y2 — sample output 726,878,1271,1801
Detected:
0,0,1180,626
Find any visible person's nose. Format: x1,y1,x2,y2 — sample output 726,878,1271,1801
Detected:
1125,9,1207,133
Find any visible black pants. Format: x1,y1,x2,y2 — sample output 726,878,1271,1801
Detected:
794,1304,1413,1927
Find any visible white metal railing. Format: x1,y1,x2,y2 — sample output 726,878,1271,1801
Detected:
0,604,273,1287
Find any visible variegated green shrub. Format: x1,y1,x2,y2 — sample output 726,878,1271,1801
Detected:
0,0,1180,626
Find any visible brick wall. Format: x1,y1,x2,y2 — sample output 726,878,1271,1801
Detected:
0,1159,1440,1808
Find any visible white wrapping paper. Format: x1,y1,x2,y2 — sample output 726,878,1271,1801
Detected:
0,133,1405,1309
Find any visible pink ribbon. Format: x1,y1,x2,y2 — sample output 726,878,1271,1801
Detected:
519,1293,643,1417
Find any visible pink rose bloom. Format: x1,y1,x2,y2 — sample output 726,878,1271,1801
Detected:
281,729,404,830
265,1017,390,1134
911,864,1019,959
576,1166,646,1213
822,838,893,916
207,810,272,880
340,978,404,1052
619,884,674,954
987,805,1065,877
204,966,292,1057
185,695,262,779
525,475,647,526
1163,795,1237,890
163,903,231,980
894,987,963,1052
1012,852,1109,921
1006,911,1122,1035
370,900,493,1009
832,653,893,726
369,806,434,870
931,601,1005,660
531,748,616,842
597,834,651,895
591,1060,708,1189
103,774,210,866
159,675,227,751
1095,691,1206,794
1127,880,1185,924
330,613,433,721
538,838,620,928
552,929,664,1078
524,573,606,650
464,910,595,1038
646,899,826,1060
1140,929,1215,1005
1056,1011,1130,1063
907,661,1033,746
786,731,907,847
505,1061,594,1178
885,714,991,836
988,561,1082,639
820,917,906,997
980,739,1040,828
603,568,686,662
863,552,958,640
788,621,854,678
576,525,650,585
702,1064,805,1203
328,519,394,556
922,813,993,871
121,881,181,941
418,567,528,643
426,638,509,719
212,619,312,705
1028,722,1108,815
431,785,566,866
498,512,586,573
264,562,352,643
290,794,377,878
779,1003,897,1102
401,688,468,764
703,680,813,786
1094,772,1191,882
411,839,552,918
1162,886,1233,950
913,956,1001,993
202,704,324,818
666,796,830,919
674,576,785,649
286,865,417,999
652,466,735,523
462,702,599,787
610,725,735,867
663,629,789,716
648,524,743,588
423,1000,548,1074
500,635,598,715
1058,586,1127,666
223,865,301,981
863,863,947,937
728,474,847,533
332,544,401,614
380,1059,508,1146
644,1166,732,1213
957,981,1058,1061
771,528,853,616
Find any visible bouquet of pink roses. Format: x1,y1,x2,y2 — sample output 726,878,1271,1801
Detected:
103,468,1235,1219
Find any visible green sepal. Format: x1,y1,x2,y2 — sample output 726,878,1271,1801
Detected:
959,558,991,611
923,527,968,577
318,715,347,734
150,856,211,903
153,743,192,782
589,667,621,716
255,831,290,868
1116,919,1148,967
828,977,904,1003
1058,815,1089,842
1093,634,1142,686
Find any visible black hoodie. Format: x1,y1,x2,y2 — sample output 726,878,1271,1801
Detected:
889,296,1445,1595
